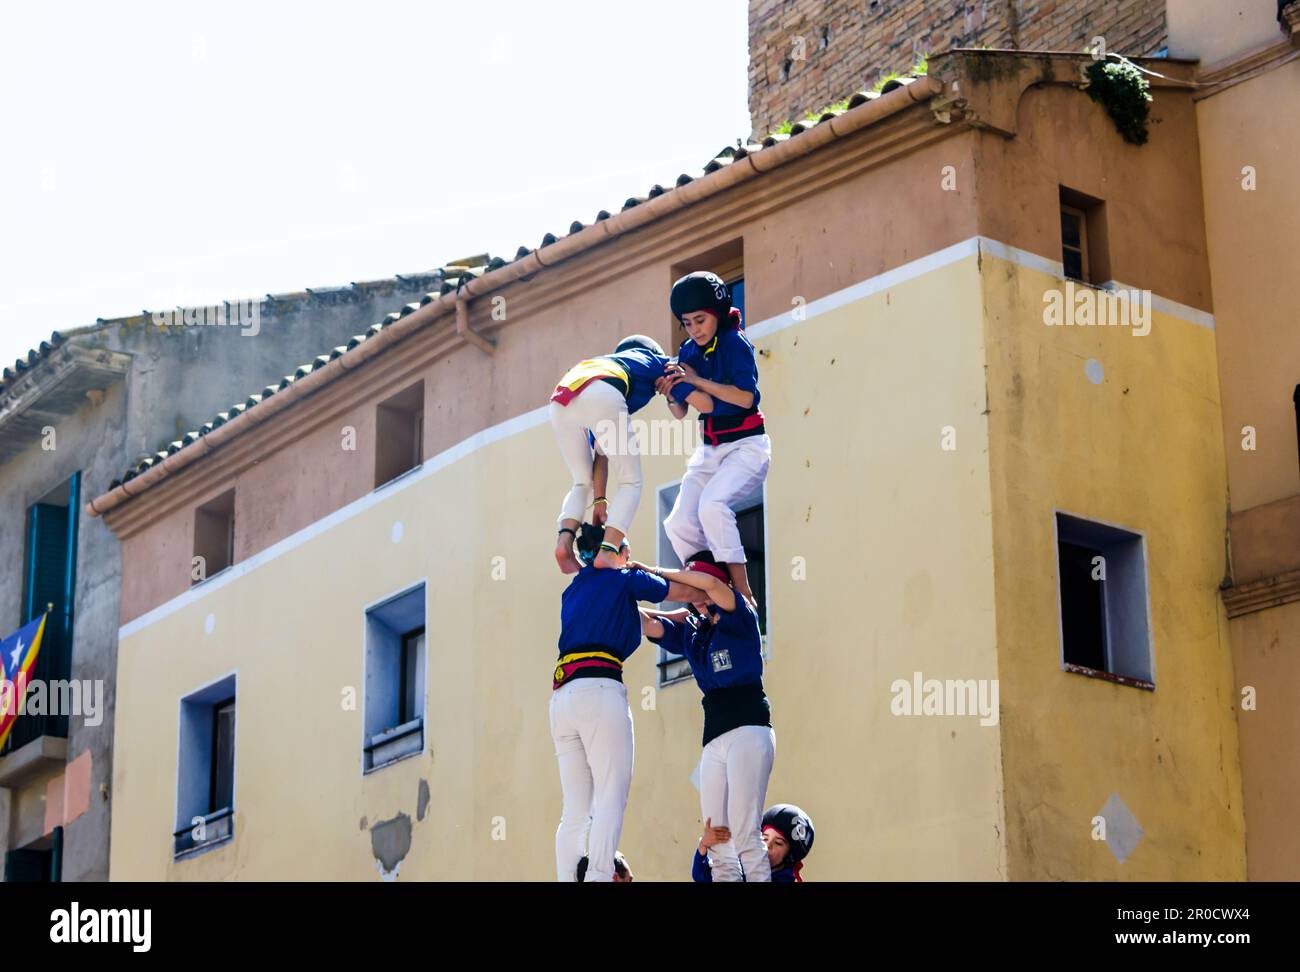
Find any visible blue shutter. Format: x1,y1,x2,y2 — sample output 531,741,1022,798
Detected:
8,472,79,751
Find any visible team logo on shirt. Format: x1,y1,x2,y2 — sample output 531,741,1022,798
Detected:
710,649,732,673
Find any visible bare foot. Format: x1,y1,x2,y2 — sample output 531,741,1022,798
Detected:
593,550,620,569
555,539,581,574
727,563,753,599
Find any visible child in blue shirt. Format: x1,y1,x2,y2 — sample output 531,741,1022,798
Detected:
657,273,770,602
551,525,714,882
637,550,775,881
551,335,711,572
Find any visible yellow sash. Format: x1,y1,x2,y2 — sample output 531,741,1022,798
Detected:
556,358,629,394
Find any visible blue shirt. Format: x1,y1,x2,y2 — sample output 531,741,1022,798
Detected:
559,567,668,661
671,329,761,417
649,597,765,693
602,348,695,415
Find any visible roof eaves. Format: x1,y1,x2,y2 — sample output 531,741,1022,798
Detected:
91,75,947,512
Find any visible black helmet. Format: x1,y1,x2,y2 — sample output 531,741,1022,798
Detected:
762,804,814,863
614,334,664,355
670,271,731,324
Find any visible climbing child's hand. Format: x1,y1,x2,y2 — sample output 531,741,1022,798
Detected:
700,817,732,850
658,366,696,402
661,360,689,381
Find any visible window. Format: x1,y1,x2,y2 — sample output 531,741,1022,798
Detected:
735,502,767,636
1059,187,1110,285
364,583,426,772
175,674,237,857
730,277,746,325
654,484,691,686
1060,206,1088,281
193,488,235,583
399,629,423,726
1058,539,1105,670
654,482,768,687
1055,513,1153,688
375,381,425,488
3,831,61,882
211,700,236,819
8,473,80,755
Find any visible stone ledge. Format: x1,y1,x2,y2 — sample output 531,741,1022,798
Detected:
1223,567,1300,620
0,733,68,788
0,343,132,465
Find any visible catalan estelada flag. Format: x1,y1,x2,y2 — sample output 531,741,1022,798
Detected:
0,614,46,752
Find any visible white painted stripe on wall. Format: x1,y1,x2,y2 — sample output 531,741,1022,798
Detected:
977,236,1063,280
745,235,1215,339
745,237,981,341
1111,284,1216,331
119,236,1215,638
977,237,1215,331
974,237,1215,330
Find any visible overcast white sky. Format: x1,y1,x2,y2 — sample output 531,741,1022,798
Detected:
0,0,750,365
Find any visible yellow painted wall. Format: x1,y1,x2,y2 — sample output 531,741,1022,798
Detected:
1196,49,1300,880
981,253,1246,880
110,254,1008,881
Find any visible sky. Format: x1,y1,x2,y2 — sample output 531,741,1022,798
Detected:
0,1,750,365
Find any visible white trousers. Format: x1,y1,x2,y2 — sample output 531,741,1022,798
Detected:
549,678,634,882
699,724,775,882
665,434,771,563
549,380,642,535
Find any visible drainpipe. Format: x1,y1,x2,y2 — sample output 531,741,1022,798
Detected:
456,294,495,356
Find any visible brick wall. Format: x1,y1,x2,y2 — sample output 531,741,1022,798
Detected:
748,0,1167,139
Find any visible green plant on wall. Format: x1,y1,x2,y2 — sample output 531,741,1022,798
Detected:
1083,58,1153,145
768,53,929,139
870,52,929,96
